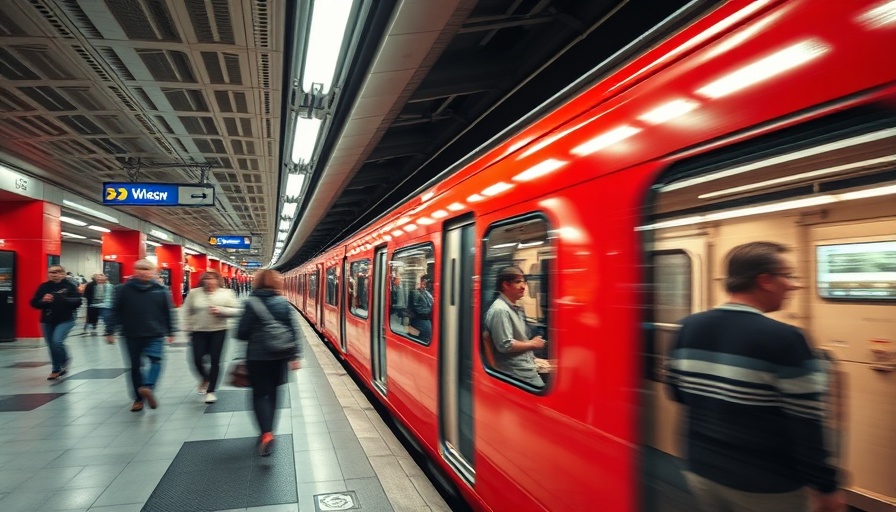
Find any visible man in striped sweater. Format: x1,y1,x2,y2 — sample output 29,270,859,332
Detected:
666,241,845,512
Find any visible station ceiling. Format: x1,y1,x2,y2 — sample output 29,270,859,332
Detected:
0,0,695,267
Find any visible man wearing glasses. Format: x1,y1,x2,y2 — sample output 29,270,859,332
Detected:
30,265,82,380
106,259,175,412
666,241,845,512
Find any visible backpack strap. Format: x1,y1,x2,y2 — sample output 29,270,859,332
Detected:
247,296,276,323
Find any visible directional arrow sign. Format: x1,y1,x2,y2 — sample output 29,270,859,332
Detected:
102,182,215,207
177,185,215,206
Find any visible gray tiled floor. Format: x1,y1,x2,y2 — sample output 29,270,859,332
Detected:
0,308,450,512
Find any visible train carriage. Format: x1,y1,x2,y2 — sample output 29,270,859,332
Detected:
284,1,896,510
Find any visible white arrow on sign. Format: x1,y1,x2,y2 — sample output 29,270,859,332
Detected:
177,185,215,206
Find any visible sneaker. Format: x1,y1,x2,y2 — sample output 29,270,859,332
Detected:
204,392,217,404
259,432,274,457
138,386,158,409
47,371,61,380
197,381,208,394
130,401,144,412
57,369,68,377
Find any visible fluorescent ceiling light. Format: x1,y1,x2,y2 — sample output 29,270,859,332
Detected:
481,182,514,196
467,194,485,202
417,217,435,225
698,155,896,199
281,202,298,218
571,126,641,156
145,240,162,247
492,242,518,249
275,241,284,249
302,0,354,94
89,239,102,243
279,220,291,231
696,39,829,99
87,225,110,233
513,159,567,182
149,229,170,241
518,241,545,248
639,184,896,231
431,209,448,219
857,0,896,28
447,202,465,211
285,173,306,198
278,232,287,242
60,216,87,226
62,200,119,224
664,128,896,192
637,99,699,125
61,231,86,239
291,117,322,164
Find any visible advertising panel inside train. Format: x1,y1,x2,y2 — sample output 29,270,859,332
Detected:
816,241,896,300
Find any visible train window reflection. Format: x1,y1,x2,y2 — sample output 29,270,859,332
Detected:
308,270,319,303
349,259,369,318
482,215,555,390
389,244,435,345
325,266,338,306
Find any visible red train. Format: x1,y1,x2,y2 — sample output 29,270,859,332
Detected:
283,1,896,510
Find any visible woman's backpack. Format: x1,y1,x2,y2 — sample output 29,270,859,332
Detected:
246,296,296,358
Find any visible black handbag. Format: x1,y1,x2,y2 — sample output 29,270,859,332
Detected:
228,359,250,388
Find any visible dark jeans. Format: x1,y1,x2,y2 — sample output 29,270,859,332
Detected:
40,321,73,372
247,359,287,434
410,318,432,342
86,306,100,329
191,330,226,392
125,337,163,401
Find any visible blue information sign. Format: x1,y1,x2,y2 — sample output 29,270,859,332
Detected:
209,236,251,249
103,182,215,206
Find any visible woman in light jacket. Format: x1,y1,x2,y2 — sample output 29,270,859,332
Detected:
183,269,241,403
236,269,303,456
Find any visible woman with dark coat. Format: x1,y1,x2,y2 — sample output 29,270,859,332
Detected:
30,265,82,379
236,269,304,456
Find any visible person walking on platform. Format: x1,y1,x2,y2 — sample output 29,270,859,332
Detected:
83,273,112,335
106,259,175,412
183,269,241,404
236,269,303,456
666,241,845,512
30,265,81,380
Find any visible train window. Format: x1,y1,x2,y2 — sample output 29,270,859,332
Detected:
389,244,436,345
482,215,554,390
325,266,338,306
349,259,370,318
308,270,319,302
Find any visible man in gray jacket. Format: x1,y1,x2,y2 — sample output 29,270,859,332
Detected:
106,259,175,412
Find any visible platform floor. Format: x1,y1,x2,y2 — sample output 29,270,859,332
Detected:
0,312,450,512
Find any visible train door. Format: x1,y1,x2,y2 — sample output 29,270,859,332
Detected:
439,220,476,483
371,247,388,394
341,257,349,353
317,264,326,332
644,235,708,458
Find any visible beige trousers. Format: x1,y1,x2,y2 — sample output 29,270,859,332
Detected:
685,472,810,512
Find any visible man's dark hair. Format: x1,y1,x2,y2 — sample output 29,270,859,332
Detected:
494,266,525,291
420,274,431,283
724,241,788,293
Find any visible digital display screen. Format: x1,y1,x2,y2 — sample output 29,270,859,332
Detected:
816,241,896,300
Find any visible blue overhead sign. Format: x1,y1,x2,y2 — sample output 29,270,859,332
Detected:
209,236,251,249
103,182,215,206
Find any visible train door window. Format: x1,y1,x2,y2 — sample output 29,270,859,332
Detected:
482,215,554,391
349,259,370,318
309,270,319,301
325,266,338,306
389,244,436,345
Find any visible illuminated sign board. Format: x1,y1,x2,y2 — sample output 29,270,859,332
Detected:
209,236,251,249
102,182,215,206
